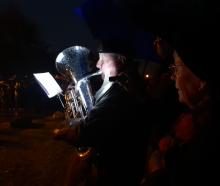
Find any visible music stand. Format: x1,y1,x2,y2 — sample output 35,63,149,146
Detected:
33,72,64,108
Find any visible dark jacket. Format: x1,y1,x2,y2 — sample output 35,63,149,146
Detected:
145,94,219,186
74,80,148,185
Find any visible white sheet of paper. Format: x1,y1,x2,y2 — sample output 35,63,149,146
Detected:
33,72,63,98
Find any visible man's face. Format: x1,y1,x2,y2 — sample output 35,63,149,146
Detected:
96,53,118,77
172,51,202,108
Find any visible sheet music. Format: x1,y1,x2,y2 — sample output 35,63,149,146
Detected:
33,72,63,98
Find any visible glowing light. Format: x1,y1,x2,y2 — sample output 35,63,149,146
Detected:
145,74,150,78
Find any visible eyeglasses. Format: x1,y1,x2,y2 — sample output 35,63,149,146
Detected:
153,37,162,46
168,64,184,79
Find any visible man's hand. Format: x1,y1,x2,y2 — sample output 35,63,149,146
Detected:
53,127,77,143
52,118,83,144
53,127,69,139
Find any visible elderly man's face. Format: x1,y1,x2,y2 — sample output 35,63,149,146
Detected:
96,53,119,78
172,51,202,108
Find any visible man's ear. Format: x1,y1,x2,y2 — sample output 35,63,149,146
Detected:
118,55,126,64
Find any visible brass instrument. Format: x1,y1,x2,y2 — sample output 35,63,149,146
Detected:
55,46,101,159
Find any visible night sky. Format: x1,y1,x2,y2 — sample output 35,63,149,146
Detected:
0,0,218,77
1,0,95,52
0,0,97,77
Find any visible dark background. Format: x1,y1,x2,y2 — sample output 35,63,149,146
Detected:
0,0,218,113
0,2,218,185
1,0,218,76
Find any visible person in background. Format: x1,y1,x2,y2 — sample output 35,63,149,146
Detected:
147,35,183,148
53,39,149,186
142,30,220,186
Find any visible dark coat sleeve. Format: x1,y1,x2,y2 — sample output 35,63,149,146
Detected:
74,83,130,148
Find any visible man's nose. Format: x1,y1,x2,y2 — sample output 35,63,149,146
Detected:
96,60,102,68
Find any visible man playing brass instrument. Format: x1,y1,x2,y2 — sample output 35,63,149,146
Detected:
53,39,148,186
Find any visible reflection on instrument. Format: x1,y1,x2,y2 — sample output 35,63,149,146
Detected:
55,46,102,160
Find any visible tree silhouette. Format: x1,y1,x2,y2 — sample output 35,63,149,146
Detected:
0,5,54,78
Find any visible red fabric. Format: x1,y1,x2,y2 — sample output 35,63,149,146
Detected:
159,136,174,154
159,113,196,154
174,113,195,142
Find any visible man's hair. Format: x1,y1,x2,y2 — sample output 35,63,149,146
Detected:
109,53,126,64
101,53,127,73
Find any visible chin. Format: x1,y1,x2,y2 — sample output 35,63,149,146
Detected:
178,94,186,104
178,96,184,104
179,96,191,108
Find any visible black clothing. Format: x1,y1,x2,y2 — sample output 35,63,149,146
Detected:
144,94,220,186
74,79,148,186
